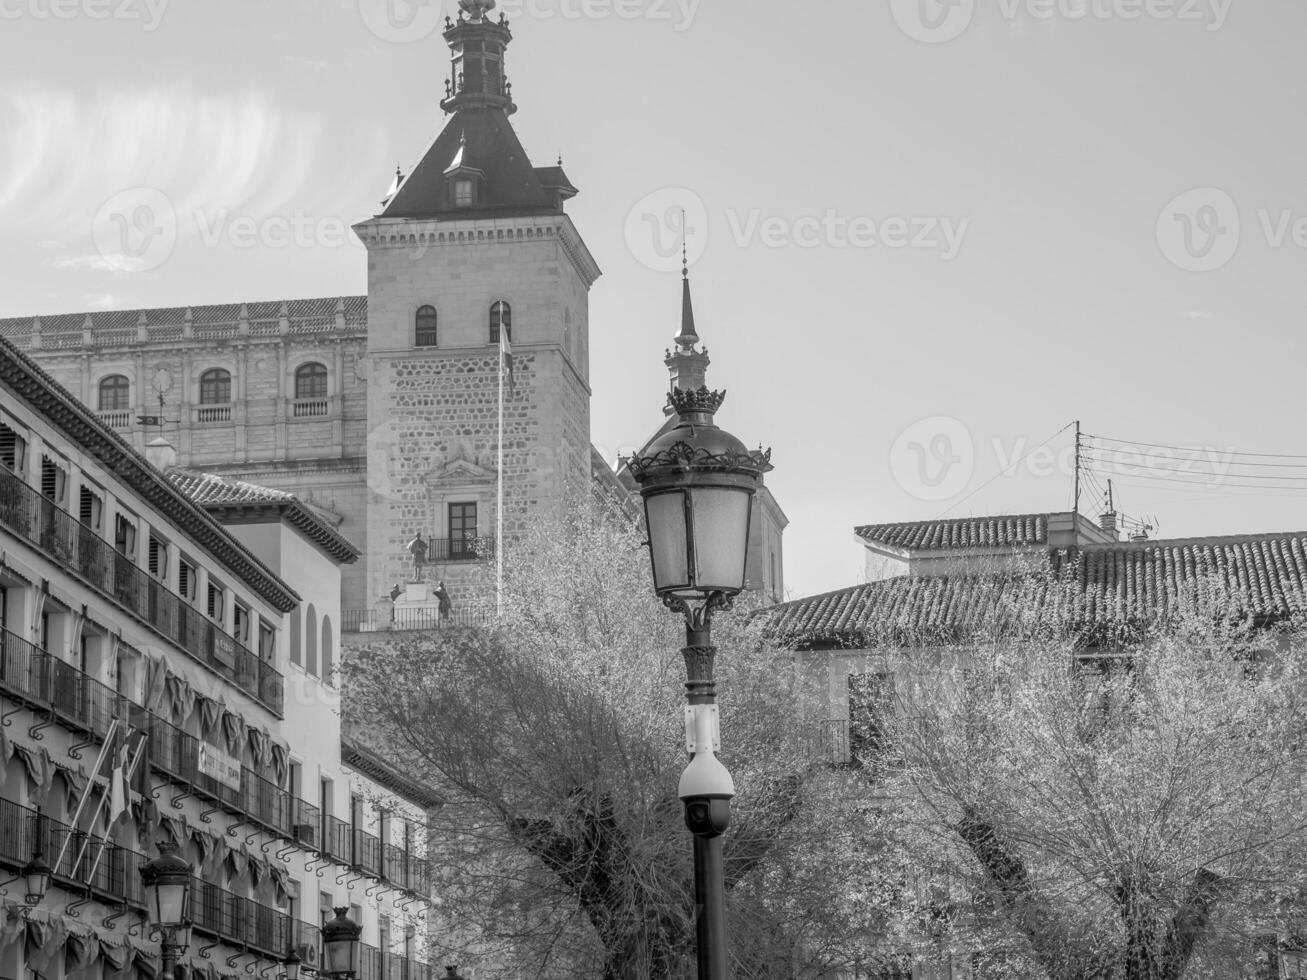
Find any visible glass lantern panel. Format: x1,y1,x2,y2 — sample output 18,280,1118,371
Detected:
646,491,689,592
156,880,188,926
689,487,752,592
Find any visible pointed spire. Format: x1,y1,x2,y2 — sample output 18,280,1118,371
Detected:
675,236,699,350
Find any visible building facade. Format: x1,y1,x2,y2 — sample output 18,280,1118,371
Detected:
0,0,788,628
0,336,440,980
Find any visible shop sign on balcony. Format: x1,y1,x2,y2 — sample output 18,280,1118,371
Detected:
198,741,242,790
214,632,238,669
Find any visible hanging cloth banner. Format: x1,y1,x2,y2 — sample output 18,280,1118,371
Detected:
65,929,101,978
198,696,225,740
0,902,25,949
166,674,197,726
221,710,245,758
143,652,169,713
14,743,53,807
247,728,272,771
100,939,133,980
26,914,68,971
61,764,89,816
225,843,250,883
270,742,288,787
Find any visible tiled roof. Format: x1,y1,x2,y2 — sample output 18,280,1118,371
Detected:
0,337,299,613
768,532,1307,648
167,470,359,565
856,514,1051,553
0,296,367,347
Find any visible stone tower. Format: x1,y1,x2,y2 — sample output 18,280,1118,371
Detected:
352,0,602,607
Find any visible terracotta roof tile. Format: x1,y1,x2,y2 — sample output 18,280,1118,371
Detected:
769,532,1307,648
856,514,1050,552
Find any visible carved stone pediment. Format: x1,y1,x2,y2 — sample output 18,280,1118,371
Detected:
425,455,498,489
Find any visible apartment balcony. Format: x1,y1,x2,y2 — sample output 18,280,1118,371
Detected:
0,469,283,715
0,629,433,900
422,535,496,563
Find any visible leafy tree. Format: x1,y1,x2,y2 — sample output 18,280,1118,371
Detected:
343,502,903,980
873,571,1307,980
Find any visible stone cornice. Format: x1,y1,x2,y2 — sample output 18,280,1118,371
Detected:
352,213,602,289
0,336,300,613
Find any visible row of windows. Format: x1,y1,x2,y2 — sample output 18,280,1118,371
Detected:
413,301,512,348
96,363,330,411
1,416,273,658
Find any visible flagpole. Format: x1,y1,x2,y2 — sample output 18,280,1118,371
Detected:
497,334,504,619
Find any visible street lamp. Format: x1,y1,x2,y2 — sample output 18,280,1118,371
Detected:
321,907,362,980
626,384,771,980
0,849,52,907
138,840,193,980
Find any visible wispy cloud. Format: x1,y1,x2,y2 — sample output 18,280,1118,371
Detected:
0,86,386,262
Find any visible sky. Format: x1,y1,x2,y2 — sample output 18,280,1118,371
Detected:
2,0,1307,601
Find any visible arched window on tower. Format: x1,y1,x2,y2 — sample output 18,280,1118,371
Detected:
199,369,232,405
294,362,328,400
489,301,511,345
98,375,130,411
415,306,438,347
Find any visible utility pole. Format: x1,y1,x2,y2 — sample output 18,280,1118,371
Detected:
1072,420,1081,545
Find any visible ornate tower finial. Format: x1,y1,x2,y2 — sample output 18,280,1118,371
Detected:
664,232,710,412
441,1,516,116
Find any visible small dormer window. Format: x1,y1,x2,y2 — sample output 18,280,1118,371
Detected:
453,179,475,208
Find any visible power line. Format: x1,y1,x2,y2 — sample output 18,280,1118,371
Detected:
1083,444,1307,471
1082,456,1307,484
938,422,1075,519
1085,433,1307,462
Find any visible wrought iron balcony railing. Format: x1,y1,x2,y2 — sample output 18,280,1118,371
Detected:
342,606,492,633
0,469,283,715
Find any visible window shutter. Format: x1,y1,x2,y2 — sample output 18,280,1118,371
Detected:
148,537,167,579
0,425,25,472
178,561,193,601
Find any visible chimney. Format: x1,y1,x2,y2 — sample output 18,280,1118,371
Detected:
144,437,177,472
1099,510,1119,540
1129,529,1150,543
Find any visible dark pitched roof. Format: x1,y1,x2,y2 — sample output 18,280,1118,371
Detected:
856,514,1051,553
381,107,560,221
0,336,299,613
166,470,359,565
768,532,1307,648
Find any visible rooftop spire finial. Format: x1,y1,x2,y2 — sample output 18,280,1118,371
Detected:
675,215,700,350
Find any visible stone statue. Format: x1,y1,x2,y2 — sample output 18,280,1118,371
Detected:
434,581,453,621
406,532,428,578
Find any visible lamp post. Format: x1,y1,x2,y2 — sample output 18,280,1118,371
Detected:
0,849,52,908
321,907,363,980
626,385,770,980
138,840,194,980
